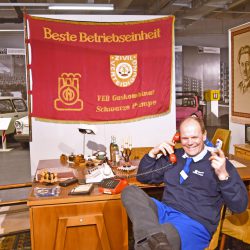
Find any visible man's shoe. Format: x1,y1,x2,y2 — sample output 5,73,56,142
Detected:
147,232,172,250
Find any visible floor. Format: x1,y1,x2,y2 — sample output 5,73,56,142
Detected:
0,139,31,236
0,140,31,186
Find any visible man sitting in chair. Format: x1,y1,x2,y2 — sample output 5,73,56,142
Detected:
122,117,248,250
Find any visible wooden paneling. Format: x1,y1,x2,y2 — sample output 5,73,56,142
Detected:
130,147,153,160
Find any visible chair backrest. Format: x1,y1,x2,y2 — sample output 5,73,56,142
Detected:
211,128,231,155
130,147,153,160
205,206,226,250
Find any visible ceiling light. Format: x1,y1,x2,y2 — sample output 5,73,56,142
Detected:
49,4,114,11
205,3,227,9
172,2,192,8
0,29,24,32
0,3,49,7
0,3,114,11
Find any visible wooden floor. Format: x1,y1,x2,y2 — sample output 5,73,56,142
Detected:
0,204,30,235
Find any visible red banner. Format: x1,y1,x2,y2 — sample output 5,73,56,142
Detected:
27,15,174,122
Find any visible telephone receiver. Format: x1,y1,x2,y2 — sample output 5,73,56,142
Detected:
168,132,181,164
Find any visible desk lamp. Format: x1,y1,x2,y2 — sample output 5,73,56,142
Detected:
78,125,97,157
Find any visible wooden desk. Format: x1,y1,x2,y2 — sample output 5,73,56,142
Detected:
229,154,250,181
28,157,250,250
234,144,250,161
28,159,128,250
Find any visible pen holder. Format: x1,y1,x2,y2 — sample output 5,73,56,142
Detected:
121,147,132,163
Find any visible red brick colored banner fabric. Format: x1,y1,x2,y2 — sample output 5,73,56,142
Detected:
26,15,174,123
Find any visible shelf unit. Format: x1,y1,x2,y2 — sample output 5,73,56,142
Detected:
220,62,229,104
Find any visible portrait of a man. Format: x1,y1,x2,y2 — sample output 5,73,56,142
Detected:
231,24,250,123
237,45,250,94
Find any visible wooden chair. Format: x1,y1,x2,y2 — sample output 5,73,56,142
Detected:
130,147,153,160
220,209,250,250
205,206,226,250
175,142,182,149
219,209,250,250
211,128,231,155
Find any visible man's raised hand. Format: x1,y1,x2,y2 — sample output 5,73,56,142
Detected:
209,149,229,181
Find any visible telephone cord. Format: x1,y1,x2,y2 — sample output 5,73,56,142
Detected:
114,162,173,179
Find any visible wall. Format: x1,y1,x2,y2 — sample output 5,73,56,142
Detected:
183,46,220,97
175,49,183,92
0,33,24,48
0,54,26,98
28,15,176,175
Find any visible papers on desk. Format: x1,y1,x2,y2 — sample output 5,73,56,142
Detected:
229,160,247,168
85,163,115,183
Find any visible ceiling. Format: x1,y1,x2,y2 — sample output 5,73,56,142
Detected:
0,0,250,48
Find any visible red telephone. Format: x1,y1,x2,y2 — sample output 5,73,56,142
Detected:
98,178,128,195
169,132,181,164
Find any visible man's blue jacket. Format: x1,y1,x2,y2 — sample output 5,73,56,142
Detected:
137,148,248,235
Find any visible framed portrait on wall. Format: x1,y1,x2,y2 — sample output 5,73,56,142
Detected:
231,23,250,124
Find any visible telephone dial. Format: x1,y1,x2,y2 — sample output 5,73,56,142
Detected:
168,132,180,164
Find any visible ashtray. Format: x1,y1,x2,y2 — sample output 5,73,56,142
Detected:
117,165,137,172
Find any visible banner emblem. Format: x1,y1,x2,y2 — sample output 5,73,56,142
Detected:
54,73,84,111
110,54,137,87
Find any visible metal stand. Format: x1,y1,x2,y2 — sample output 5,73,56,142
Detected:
83,133,86,156
78,126,96,157
0,118,13,152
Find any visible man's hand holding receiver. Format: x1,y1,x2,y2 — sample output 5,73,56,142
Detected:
148,141,175,159
209,149,230,181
